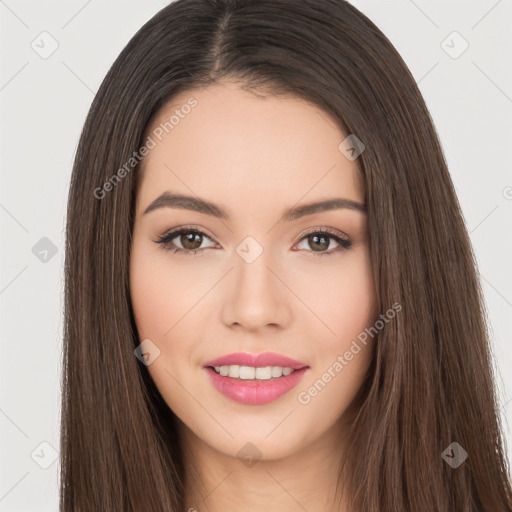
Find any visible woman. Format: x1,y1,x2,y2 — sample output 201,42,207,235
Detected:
60,0,512,510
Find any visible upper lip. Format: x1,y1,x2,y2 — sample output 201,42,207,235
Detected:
203,352,308,370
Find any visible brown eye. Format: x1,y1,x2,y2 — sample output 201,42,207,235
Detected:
295,229,353,256
306,233,330,252
155,227,217,255
179,231,203,251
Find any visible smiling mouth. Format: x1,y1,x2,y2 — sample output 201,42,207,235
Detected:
203,364,310,405
207,365,303,380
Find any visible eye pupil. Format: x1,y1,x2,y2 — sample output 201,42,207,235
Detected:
309,234,329,252
181,232,202,250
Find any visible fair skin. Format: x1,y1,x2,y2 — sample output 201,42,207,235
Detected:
130,79,378,512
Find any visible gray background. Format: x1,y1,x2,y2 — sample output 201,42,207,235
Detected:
1,1,511,510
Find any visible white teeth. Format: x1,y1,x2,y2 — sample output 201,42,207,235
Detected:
228,365,240,378
212,365,296,379
255,367,272,380
239,366,255,379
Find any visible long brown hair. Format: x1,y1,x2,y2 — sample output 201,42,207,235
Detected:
60,0,512,510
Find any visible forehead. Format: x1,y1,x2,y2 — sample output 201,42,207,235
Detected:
136,80,365,216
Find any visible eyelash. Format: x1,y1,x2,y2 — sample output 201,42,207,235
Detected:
154,225,353,258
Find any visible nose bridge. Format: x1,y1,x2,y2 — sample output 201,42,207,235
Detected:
235,246,273,294
221,240,291,330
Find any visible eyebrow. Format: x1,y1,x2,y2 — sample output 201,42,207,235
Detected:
143,191,367,221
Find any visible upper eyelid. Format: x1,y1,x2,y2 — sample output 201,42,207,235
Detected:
159,225,218,243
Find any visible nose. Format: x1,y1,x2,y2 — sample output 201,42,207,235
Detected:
220,250,292,332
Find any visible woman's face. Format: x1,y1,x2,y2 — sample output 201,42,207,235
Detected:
130,80,378,461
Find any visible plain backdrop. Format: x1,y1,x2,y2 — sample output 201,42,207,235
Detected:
1,1,511,510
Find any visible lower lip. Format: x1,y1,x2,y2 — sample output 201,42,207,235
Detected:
203,366,310,405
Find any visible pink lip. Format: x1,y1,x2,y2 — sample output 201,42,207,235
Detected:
202,352,310,405
202,352,308,370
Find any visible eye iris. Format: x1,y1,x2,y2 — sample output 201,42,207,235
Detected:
181,232,202,250
309,233,329,252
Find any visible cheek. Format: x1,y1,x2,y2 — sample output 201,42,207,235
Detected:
130,258,171,338
298,249,377,399
305,247,377,344
129,250,199,415
130,248,203,339
295,261,377,432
